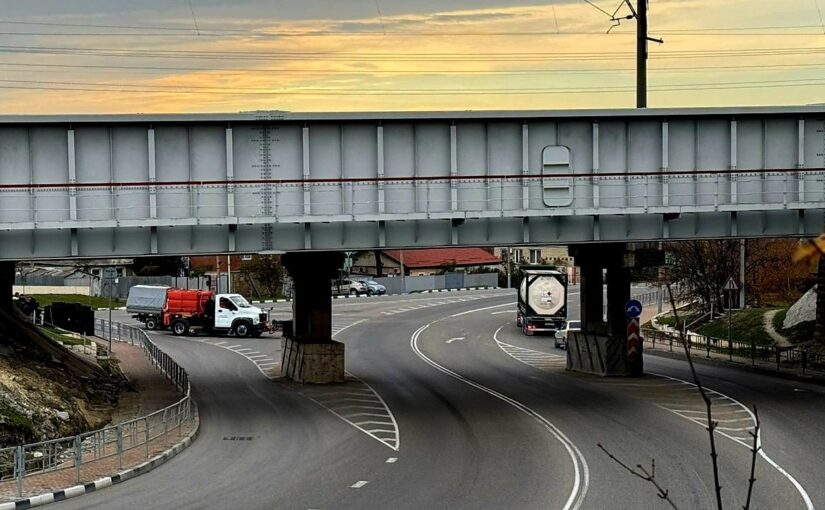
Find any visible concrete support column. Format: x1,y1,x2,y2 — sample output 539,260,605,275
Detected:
568,243,642,377
282,251,345,384
0,261,14,312
579,263,604,333
606,265,631,337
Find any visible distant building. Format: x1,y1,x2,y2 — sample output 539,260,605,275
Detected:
493,247,572,267
352,248,501,277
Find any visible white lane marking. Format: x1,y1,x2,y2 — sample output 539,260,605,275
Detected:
411,323,589,510
491,310,515,315
226,344,242,349
215,341,227,345
449,302,515,318
284,317,401,452
446,337,465,344
350,481,369,489
649,372,814,510
235,348,255,353
386,457,398,463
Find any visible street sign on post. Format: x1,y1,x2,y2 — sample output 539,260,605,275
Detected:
625,299,643,319
723,276,739,361
627,317,641,363
101,268,118,357
723,277,740,292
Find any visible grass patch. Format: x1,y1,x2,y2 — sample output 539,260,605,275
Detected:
29,294,125,310
0,403,35,433
655,308,702,330
773,308,788,333
773,307,816,345
695,308,776,346
37,325,89,347
783,321,815,345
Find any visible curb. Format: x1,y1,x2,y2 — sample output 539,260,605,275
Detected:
1,407,200,510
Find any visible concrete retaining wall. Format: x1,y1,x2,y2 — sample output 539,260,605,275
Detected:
567,332,643,377
368,272,498,295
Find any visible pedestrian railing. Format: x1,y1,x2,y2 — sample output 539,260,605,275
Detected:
642,327,825,375
1,319,195,499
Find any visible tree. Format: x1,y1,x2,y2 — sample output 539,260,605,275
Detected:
133,256,185,276
665,240,739,312
238,255,283,298
667,239,811,312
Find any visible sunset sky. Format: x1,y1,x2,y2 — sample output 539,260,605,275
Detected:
1,0,824,113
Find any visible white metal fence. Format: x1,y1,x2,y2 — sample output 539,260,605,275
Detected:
0,320,194,500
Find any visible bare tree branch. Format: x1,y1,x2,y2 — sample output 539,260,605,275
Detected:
667,283,725,510
597,444,680,510
743,406,761,510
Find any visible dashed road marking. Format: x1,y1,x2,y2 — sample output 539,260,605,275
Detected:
446,337,464,344
350,481,369,489
386,457,398,463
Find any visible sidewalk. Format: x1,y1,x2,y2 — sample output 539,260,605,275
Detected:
642,336,825,382
0,339,191,503
107,340,182,423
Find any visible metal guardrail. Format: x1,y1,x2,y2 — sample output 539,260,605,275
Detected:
643,327,825,375
1,319,194,499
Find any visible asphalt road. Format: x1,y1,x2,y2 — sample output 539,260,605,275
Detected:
53,288,823,510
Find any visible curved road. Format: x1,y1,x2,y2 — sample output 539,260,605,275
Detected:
54,289,823,509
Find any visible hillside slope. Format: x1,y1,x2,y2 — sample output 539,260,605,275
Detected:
0,309,124,446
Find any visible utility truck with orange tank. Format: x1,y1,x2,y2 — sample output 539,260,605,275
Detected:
126,285,270,337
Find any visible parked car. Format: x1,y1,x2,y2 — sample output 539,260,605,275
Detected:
358,279,386,296
332,278,367,296
554,320,581,349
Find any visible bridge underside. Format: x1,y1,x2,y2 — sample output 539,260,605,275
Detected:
1,107,824,260
0,210,821,260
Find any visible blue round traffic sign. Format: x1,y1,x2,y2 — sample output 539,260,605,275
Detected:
625,299,643,319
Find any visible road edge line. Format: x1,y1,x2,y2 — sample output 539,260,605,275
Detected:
649,372,814,510
410,321,589,510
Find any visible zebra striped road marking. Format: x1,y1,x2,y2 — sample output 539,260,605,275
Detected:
493,327,567,372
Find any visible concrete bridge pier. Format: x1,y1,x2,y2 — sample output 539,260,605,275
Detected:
568,244,643,377
0,261,14,312
281,251,346,384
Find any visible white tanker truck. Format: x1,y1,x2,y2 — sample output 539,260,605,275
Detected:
516,266,568,336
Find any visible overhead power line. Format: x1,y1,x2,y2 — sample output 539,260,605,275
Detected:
1,44,825,62
2,60,825,75
0,18,822,37
1,76,825,96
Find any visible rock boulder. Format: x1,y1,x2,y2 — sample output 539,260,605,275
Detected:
783,286,817,329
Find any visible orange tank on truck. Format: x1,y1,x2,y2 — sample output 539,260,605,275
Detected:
162,289,214,322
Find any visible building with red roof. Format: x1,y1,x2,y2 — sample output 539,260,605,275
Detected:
352,248,501,277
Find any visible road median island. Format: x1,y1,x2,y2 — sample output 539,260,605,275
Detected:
0,321,200,509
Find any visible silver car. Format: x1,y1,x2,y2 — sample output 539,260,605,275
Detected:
332,278,367,296
554,320,581,349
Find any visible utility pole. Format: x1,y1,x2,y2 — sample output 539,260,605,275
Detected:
636,0,648,108
602,1,661,108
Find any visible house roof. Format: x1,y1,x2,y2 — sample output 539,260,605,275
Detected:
384,248,501,269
